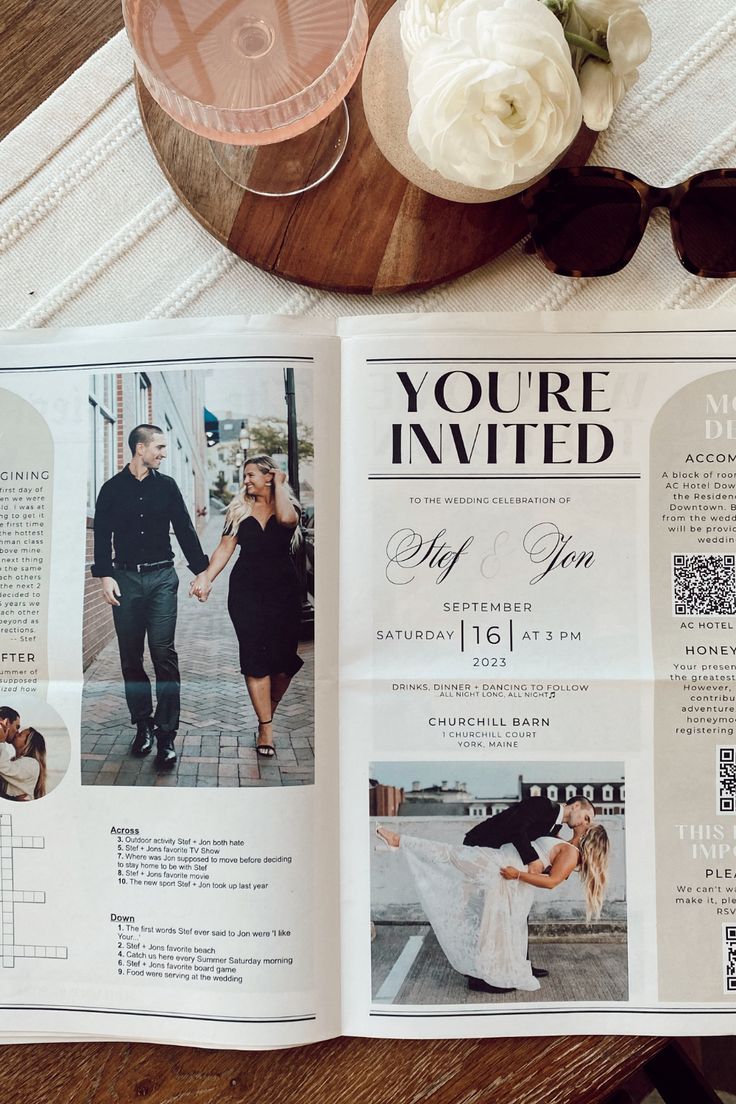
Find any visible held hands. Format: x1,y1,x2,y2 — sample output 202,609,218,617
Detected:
500,866,523,881
100,577,121,607
189,573,213,602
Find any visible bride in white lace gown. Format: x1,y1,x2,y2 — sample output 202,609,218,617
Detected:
376,824,609,992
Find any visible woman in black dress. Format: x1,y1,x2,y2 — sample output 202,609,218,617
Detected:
190,455,303,757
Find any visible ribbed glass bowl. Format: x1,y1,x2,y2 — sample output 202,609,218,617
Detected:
123,0,369,144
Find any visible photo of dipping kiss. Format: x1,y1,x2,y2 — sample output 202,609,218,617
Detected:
81,364,314,789
371,762,627,1005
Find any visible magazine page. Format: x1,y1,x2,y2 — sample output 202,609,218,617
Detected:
337,309,736,1038
0,316,341,1049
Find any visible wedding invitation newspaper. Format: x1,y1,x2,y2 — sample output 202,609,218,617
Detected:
1,309,736,1048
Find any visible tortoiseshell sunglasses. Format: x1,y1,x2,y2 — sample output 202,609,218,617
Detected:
521,166,736,278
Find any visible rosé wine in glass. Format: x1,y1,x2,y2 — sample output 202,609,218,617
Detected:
123,0,369,193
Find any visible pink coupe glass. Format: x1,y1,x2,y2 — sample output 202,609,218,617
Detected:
123,0,369,195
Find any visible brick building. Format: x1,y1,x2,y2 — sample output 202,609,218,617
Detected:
369,781,404,818
83,369,208,670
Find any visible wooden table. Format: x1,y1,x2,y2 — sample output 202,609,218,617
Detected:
0,4,670,1099
0,1034,669,1103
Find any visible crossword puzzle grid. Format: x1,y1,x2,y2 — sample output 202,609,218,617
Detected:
0,814,67,967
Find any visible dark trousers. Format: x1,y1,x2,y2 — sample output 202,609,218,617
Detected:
112,566,180,733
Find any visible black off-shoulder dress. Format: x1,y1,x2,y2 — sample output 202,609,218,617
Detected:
227,515,304,678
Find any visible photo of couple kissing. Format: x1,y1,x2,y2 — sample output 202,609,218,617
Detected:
376,794,610,995
0,706,47,801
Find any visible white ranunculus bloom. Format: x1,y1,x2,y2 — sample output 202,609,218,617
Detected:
400,0,458,64
578,55,637,129
406,0,582,190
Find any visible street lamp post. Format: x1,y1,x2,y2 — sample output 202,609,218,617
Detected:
236,419,251,485
284,368,300,501
283,368,312,637
238,419,251,460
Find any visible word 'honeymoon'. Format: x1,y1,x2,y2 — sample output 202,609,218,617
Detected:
391,370,613,465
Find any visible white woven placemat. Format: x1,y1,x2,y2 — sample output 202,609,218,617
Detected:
2,0,736,328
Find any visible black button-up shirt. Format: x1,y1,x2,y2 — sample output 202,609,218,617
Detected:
91,466,209,577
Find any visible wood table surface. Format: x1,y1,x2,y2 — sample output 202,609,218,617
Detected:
0,1034,669,1103
134,0,597,294
0,4,670,1100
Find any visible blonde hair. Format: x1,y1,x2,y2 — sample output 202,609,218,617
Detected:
223,455,301,550
22,728,47,800
579,823,609,922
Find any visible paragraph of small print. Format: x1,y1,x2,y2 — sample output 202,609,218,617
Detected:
724,925,736,995
718,747,736,815
673,554,736,616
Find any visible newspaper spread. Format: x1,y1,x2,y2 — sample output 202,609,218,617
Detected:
0,309,735,1047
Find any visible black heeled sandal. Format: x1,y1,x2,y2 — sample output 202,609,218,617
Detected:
255,717,276,758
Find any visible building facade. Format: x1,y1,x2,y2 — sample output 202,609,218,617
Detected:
83,369,208,670
520,779,626,817
373,775,626,819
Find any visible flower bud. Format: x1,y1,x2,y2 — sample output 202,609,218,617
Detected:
574,0,637,32
606,7,651,74
579,56,620,129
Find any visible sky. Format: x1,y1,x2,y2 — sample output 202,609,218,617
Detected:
203,363,313,428
371,762,624,798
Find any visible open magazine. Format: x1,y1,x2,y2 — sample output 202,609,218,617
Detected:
0,309,735,1048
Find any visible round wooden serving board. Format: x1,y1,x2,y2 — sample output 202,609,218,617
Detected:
137,0,597,295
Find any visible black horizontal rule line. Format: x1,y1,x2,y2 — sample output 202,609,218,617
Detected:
366,356,736,364
0,1003,316,1024
367,474,641,480
0,355,314,373
370,1005,734,1019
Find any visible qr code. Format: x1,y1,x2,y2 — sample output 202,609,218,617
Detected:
718,746,736,814
724,925,736,994
672,554,736,615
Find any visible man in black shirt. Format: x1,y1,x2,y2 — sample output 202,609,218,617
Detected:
92,424,210,769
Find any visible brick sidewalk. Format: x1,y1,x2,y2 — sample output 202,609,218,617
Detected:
81,514,314,788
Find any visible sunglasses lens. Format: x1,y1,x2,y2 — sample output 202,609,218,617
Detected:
678,174,736,276
531,174,642,275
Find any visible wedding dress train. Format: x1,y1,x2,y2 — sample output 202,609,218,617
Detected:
399,834,560,991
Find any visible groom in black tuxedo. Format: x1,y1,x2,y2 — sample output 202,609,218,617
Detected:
463,794,595,993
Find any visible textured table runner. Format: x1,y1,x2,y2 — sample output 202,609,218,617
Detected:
1,0,736,328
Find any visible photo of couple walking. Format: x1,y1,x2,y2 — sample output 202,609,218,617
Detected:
81,365,314,789
0,703,70,801
371,767,626,1003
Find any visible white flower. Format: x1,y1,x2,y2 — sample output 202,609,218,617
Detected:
574,0,649,128
606,6,651,74
406,0,582,190
400,0,458,64
566,0,650,128
573,0,637,30
578,55,637,129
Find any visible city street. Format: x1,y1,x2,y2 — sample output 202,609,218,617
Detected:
81,514,314,788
